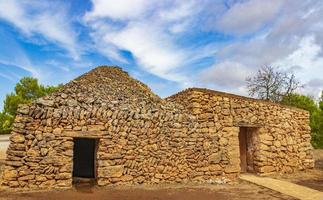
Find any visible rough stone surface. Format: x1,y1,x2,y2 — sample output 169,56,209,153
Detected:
0,66,314,190
168,88,315,175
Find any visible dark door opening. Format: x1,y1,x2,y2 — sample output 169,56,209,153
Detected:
239,127,256,173
73,138,97,179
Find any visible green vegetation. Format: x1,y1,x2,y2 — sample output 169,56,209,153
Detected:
0,77,62,134
281,93,323,148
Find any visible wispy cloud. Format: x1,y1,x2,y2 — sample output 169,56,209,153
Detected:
215,0,284,35
0,28,41,78
199,0,323,98
84,0,212,85
1,0,323,102
0,0,80,59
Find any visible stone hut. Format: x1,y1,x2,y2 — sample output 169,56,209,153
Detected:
0,66,314,190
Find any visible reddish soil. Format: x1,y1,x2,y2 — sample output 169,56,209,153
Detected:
0,181,296,200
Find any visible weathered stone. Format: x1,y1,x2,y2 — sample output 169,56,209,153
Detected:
36,132,43,141
18,168,31,176
17,105,30,115
273,141,281,148
219,138,228,146
36,98,54,107
259,166,275,173
2,170,18,180
10,134,25,143
36,175,47,182
40,148,49,156
18,174,35,181
27,148,40,157
67,99,78,107
56,180,71,187
39,180,56,188
98,165,124,178
88,125,105,131
120,175,134,182
209,153,222,164
224,165,240,173
209,164,222,171
6,161,23,167
99,153,123,160
53,128,62,135
259,134,274,141
55,173,71,180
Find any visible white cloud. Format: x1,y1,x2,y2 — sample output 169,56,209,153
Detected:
215,0,284,35
274,35,323,96
0,0,80,59
84,0,155,21
0,28,41,78
84,0,204,84
198,61,254,95
84,0,323,99
104,23,186,80
196,0,323,98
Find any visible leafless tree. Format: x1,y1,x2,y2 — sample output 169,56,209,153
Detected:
246,65,302,102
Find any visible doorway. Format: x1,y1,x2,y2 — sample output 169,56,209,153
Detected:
73,138,98,179
239,127,256,173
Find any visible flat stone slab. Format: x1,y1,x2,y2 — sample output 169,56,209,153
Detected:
240,174,323,200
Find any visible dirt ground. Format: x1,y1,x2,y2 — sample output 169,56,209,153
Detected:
0,181,296,200
273,149,323,192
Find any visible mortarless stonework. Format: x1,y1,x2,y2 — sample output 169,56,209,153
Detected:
0,66,314,190
167,88,315,174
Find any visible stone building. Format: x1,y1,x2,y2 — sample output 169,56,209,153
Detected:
0,66,314,190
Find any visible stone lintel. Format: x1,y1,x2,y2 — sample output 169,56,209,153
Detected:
62,130,108,138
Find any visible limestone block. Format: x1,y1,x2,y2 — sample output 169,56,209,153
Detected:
219,138,228,146
27,149,40,157
18,174,35,181
2,170,18,181
39,180,56,188
36,98,54,107
53,128,62,135
209,164,222,171
88,125,105,131
10,134,25,143
55,173,71,180
98,165,124,178
209,153,221,164
17,105,30,115
259,166,275,173
224,165,240,173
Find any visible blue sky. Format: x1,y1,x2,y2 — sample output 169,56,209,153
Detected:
1,0,323,109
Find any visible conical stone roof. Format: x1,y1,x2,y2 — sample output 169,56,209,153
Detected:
34,66,166,111
15,66,191,127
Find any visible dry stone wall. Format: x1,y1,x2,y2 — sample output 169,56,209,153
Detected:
0,67,314,190
0,67,238,190
167,88,314,174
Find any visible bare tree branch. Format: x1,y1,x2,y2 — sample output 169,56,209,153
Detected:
246,66,302,102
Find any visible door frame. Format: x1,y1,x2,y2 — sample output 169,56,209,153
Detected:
239,127,248,173
72,137,99,181
238,127,258,173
